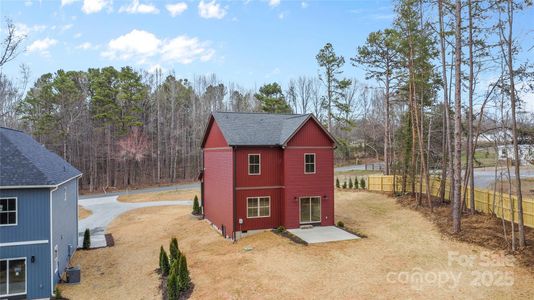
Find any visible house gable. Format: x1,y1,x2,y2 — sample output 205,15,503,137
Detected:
285,118,335,147
202,117,229,148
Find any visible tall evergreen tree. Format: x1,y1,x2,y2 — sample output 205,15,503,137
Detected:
254,82,292,113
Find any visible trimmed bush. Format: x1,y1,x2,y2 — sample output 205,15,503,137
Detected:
167,266,179,300
159,246,170,276
192,195,201,215
54,287,63,299
354,177,359,189
360,178,366,189
336,178,340,188
276,225,286,233
337,221,345,228
177,255,191,292
342,181,347,189
348,178,353,189
169,238,181,264
83,228,90,250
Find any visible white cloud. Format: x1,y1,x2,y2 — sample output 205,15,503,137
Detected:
119,0,159,14
301,1,308,8
76,42,93,50
61,0,78,6
166,2,187,17
278,12,286,19
148,64,166,74
15,23,47,38
102,29,215,65
82,0,111,14
60,24,74,32
27,38,57,56
74,32,82,38
24,0,33,7
198,0,227,19
268,0,280,7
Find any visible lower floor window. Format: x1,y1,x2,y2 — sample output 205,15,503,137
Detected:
247,197,270,218
0,258,26,296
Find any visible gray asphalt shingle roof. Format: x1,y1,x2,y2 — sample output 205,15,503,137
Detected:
0,127,82,187
211,112,313,146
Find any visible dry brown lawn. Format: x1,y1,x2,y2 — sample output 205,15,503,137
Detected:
61,191,534,299
78,206,92,220
117,189,199,203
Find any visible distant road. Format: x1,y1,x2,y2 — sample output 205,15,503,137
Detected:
473,167,534,189
80,182,200,199
334,163,383,173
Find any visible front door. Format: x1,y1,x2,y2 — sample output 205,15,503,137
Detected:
299,197,321,224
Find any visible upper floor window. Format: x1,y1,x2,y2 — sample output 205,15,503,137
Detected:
0,198,17,226
304,153,316,174
248,154,261,175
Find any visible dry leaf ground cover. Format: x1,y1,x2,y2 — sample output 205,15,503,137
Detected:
117,189,200,203
61,191,534,299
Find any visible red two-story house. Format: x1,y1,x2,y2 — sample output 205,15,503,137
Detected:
200,112,336,240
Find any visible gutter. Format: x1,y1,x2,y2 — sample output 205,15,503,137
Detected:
232,146,237,241
49,185,58,297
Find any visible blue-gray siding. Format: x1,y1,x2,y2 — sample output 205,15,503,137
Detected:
0,243,51,299
0,188,50,243
51,178,79,287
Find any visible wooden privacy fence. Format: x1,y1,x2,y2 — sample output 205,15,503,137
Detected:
367,175,534,229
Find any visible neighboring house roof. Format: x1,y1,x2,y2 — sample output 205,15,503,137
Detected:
204,112,335,147
0,127,82,188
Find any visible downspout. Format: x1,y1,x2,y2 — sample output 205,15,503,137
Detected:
49,185,58,297
232,146,237,242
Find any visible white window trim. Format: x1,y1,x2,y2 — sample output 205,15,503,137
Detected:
304,153,316,174
248,154,261,176
0,257,27,297
0,197,17,227
246,196,271,218
299,196,322,224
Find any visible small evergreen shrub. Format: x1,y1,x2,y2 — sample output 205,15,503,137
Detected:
336,178,340,188
354,177,359,189
167,267,179,300
337,221,345,228
54,287,62,299
160,246,170,276
192,195,201,215
348,178,353,189
83,228,91,250
360,178,366,189
170,238,181,264
177,255,191,292
342,181,347,189
276,225,286,233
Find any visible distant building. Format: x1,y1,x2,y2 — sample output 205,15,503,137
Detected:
0,127,82,299
200,112,336,240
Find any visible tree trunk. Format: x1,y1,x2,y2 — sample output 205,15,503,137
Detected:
467,0,475,214
452,0,462,234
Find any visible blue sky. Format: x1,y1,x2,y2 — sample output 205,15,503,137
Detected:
1,0,533,100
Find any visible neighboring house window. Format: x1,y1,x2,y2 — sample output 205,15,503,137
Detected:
247,197,270,218
0,198,17,226
304,153,316,174
0,258,26,296
248,154,261,175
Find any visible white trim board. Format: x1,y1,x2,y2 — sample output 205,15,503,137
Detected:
0,240,49,247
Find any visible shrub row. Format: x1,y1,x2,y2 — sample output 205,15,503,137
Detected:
159,237,191,300
336,177,366,189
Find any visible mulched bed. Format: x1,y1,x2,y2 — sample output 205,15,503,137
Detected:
105,233,115,247
395,193,534,269
271,229,308,246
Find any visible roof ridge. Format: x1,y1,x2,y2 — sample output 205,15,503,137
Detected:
214,111,307,116
0,126,23,133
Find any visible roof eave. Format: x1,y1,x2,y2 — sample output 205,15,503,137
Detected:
0,173,83,189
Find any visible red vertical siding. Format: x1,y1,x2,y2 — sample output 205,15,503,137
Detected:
283,119,335,229
204,120,228,148
286,119,333,147
235,148,283,187
236,189,281,231
203,149,234,237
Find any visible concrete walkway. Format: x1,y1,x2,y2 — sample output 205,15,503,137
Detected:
78,195,191,248
288,226,360,244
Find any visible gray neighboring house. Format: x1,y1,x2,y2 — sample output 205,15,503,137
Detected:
0,127,82,300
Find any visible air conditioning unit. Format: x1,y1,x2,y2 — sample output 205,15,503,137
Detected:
66,266,81,284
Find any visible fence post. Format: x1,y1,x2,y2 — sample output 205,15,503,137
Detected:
380,176,383,192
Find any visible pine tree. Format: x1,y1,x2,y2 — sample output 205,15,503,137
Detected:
360,178,366,189
342,181,347,189
254,83,292,113
192,195,200,215
83,228,91,249
177,255,191,292
354,177,359,189
159,246,170,276
169,238,181,264
167,263,179,300
336,178,340,188
349,178,353,189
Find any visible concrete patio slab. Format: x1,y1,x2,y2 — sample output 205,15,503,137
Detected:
288,226,360,244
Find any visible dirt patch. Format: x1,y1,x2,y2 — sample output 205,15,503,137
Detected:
118,189,199,203
61,191,534,299
396,193,534,269
78,206,92,220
